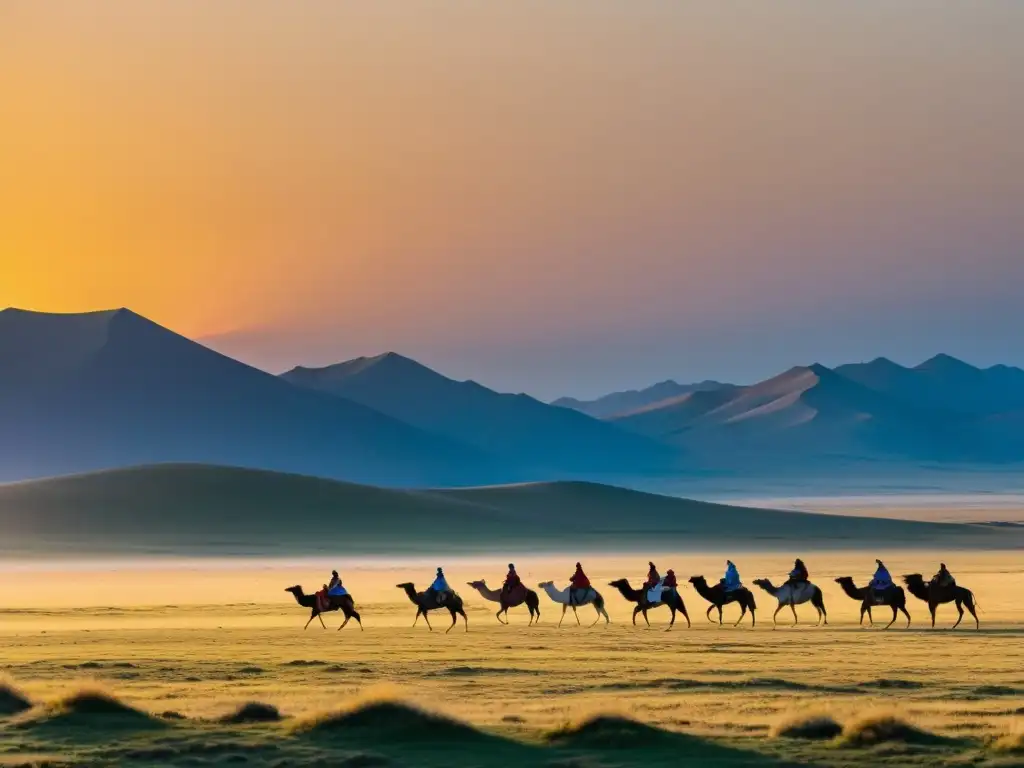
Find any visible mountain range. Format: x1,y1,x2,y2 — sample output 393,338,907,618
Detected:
0,308,667,485
557,357,1024,469
2,306,1023,486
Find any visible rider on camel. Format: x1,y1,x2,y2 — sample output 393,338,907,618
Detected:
663,568,678,594
787,558,809,587
931,562,956,590
430,567,451,605
502,563,522,596
643,561,661,591
569,562,590,606
327,570,348,597
870,559,893,593
722,560,742,591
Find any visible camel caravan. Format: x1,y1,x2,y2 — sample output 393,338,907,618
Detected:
286,559,979,632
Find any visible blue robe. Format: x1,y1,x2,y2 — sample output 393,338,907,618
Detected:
871,566,892,590
431,575,450,593
724,563,741,591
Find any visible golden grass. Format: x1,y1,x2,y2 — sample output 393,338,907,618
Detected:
0,678,32,717
990,730,1024,754
218,701,283,724
771,711,843,740
837,712,949,747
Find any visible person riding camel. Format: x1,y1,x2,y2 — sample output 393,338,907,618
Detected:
569,562,590,606
931,562,956,590
787,558,809,587
663,568,678,594
327,570,348,597
722,560,742,591
502,563,522,597
643,562,661,591
870,559,893,594
429,567,451,605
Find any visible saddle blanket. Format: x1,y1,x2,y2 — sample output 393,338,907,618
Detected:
568,587,593,604
646,581,665,604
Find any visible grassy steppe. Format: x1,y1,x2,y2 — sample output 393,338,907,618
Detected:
1,552,1022,766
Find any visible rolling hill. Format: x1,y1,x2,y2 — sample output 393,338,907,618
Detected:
281,352,673,475
0,464,1012,556
0,308,499,486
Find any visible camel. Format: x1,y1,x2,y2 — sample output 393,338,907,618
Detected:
467,580,540,626
903,574,979,629
285,586,363,631
397,582,468,633
752,578,827,628
537,581,610,627
608,579,690,629
834,577,911,629
687,576,756,627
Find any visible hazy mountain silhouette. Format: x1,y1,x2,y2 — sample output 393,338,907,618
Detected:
552,379,729,419
2,464,1009,556
609,361,1013,465
0,308,501,486
281,352,672,475
837,354,1024,415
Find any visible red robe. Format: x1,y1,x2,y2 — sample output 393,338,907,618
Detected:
570,567,590,589
504,568,522,590
663,571,678,589
644,565,661,590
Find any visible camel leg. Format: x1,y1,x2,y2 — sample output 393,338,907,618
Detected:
706,604,715,623
558,605,566,628
666,608,675,632
951,601,964,630
304,613,316,630
448,608,467,633
884,606,897,630
338,616,350,631
735,605,747,627
964,597,979,629
930,603,937,628
632,606,640,626
496,608,506,625
790,602,798,626
353,610,363,631
412,609,420,627
901,605,912,628
573,606,581,626
423,611,434,631
772,604,783,629
717,605,723,625
750,607,755,628
590,606,601,627
318,614,327,629
681,605,691,629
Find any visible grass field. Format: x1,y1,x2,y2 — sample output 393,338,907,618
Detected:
2,551,1022,766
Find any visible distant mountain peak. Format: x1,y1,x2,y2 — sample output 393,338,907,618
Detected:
916,353,980,374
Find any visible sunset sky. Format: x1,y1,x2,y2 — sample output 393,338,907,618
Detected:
3,2,1023,398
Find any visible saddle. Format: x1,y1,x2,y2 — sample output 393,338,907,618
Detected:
315,590,331,612
503,583,526,602
568,587,592,605
646,583,667,604
868,584,894,604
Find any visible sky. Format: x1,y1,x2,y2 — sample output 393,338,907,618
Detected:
2,2,1023,399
